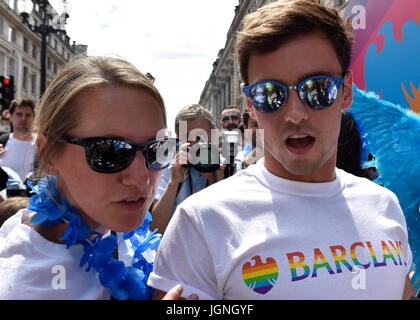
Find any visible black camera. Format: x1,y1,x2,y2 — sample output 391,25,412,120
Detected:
220,130,241,163
187,141,220,173
176,139,221,173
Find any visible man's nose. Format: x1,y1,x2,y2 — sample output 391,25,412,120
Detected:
282,89,310,124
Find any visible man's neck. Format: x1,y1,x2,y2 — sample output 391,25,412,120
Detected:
12,131,34,141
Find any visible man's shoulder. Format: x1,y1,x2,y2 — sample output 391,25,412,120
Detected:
338,168,398,200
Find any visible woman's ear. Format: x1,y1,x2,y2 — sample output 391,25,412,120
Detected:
35,134,47,154
36,135,58,175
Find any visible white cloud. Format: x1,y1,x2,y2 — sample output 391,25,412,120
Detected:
61,0,239,131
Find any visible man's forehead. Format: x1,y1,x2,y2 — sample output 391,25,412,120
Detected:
14,106,34,115
221,109,240,117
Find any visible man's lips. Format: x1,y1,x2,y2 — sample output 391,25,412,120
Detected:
285,133,315,155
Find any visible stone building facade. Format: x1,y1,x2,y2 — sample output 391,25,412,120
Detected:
199,0,349,127
0,0,85,132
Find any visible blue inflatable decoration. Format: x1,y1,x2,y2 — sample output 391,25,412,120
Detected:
349,83,420,291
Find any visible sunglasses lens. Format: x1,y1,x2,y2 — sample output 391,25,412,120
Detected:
299,77,338,110
146,139,177,171
222,115,240,122
85,138,134,173
250,82,287,113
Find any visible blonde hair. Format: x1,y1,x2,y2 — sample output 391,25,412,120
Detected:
175,104,216,137
235,0,354,85
33,55,166,177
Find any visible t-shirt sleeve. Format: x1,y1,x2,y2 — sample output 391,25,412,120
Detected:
148,205,218,300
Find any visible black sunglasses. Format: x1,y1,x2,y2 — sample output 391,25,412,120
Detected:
54,136,176,173
242,75,345,113
221,115,240,122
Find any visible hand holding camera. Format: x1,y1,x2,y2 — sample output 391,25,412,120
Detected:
169,141,190,184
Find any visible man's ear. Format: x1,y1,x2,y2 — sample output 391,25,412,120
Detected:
342,70,353,111
36,134,58,175
245,96,257,120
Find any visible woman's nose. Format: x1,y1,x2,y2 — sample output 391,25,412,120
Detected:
119,151,151,187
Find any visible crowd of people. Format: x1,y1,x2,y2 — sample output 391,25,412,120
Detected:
0,0,417,300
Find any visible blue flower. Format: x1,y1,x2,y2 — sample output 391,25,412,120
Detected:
28,177,72,226
59,215,81,248
80,234,117,273
132,229,161,257
122,267,149,300
98,260,125,289
27,176,159,300
123,211,153,240
133,255,154,277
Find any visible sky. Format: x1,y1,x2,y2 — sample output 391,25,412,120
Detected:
52,0,239,132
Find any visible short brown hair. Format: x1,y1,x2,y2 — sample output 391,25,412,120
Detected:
9,98,35,115
220,105,241,115
175,104,215,137
235,0,354,85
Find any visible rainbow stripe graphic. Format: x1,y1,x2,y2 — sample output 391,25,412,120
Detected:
242,256,278,294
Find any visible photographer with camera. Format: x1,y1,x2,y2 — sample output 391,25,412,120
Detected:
150,104,236,233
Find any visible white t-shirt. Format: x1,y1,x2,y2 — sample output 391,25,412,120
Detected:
0,134,37,182
0,209,139,300
148,159,412,300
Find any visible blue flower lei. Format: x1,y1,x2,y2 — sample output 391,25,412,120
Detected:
27,176,161,300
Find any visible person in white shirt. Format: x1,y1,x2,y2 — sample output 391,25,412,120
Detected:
0,55,196,300
0,98,36,182
148,0,415,300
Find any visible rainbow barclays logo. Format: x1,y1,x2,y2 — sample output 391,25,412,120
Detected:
242,255,279,294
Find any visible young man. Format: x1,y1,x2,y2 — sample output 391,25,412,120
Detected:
0,98,36,182
148,0,414,299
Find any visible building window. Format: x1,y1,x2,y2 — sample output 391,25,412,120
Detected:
334,0,348,6
0,52,4,75
54,39,57,50
47,56,51,70
8,57,15,76
31,72,36,94
23,66,28,89
8,27,16,44
0,18,4,36
32,44,37,59
23,37,29,53
53,62,57,74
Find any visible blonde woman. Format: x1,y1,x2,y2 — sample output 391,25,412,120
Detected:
0,55,195,300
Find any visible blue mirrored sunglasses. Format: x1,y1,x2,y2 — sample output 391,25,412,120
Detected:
242,75,345,113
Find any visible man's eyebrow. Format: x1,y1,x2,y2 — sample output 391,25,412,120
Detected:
300,70,343,80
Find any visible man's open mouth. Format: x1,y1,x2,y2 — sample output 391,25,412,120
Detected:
285,134,315,154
